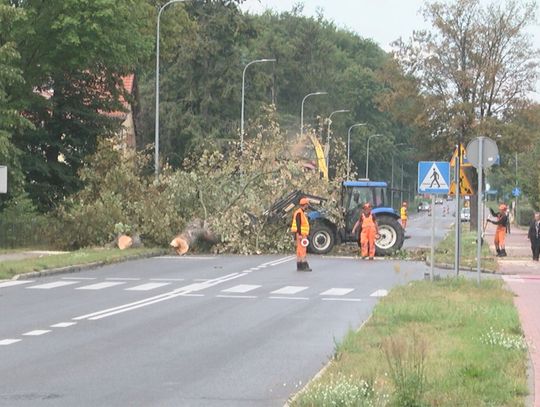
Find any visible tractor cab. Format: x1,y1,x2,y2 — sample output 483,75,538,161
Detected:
342,181,390,238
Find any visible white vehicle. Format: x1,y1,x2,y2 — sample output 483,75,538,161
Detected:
460,207,470,222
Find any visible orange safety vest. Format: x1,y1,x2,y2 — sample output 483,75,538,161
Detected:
291,208,310,236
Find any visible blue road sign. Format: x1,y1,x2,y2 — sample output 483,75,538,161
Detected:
418,161,450,194
512,187,521,197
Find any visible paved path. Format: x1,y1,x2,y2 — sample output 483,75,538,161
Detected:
490,224,540,406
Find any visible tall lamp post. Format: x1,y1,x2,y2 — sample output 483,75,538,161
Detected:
241,58,276,152
301,92,327,137
155,0,188,182
326,109,350,169
365,134,384,179
347,123,367,180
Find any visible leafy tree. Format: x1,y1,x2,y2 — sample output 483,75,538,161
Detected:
9,0,154,210
0,1,30,206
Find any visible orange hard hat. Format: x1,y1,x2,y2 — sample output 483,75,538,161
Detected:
499,203,507,212
299,197,309,206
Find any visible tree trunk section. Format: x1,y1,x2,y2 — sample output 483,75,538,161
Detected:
170,219,218,255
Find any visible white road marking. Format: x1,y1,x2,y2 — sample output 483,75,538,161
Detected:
125,282,171,291
50,322,77,328
259,256,295,267
320,288,355,296
23,330,50,336
157,256,215,260
370,289,388,297
269,257,295,266
222,284,261,294
0,280,34,288
74,273,243,321
322,298,363,302
268,296,309,301
62,277,96,280
76,282,125,290
27,281,79,289
193,278,210,282
216,295,257,299
271,286,308,295
150,278,185,282
0,339,21,345
106,277,141,281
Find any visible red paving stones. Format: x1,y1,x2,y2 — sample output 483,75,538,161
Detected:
488,223,540,406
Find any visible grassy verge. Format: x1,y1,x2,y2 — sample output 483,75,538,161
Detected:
292,278,528,406
0,247,168,280
434,223,497,272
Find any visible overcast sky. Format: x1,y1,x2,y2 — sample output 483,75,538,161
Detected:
240,0,540,96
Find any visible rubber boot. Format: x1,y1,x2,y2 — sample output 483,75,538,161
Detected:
495,246,501,257
303,262,312,272
500,249,507,257
296,262,303,271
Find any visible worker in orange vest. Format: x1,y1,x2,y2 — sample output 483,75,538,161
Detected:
352,203,379,260
400,201,408,230
290,197,312,271
488,203,509,257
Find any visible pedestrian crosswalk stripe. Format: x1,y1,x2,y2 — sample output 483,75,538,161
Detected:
23,330,50,336
222,284,261,294
76,282,125,290
320,288,354,296
125,282,171,291
370,289,388,297
50,322,77,328
0,280,34,289
0,339,21,345
270,286,308,295
27,281,78,289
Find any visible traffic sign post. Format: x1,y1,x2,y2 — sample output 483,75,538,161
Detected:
418,162,450,281
466,137,499,285
0,166,6,194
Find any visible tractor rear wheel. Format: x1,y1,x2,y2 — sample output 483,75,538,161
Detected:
308,223,335,255
375,216,404,256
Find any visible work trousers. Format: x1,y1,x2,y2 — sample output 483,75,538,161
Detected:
296,234,307,262
532,242,540,261
361,227,376,258
494,227,506,249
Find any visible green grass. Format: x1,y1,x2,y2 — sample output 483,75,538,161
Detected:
0,247,168,280
292,278,528,406
434,223,497,272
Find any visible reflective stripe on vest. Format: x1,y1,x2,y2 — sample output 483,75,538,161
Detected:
291,208,310,235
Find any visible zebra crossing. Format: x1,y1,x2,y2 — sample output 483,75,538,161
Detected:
0,278,388,299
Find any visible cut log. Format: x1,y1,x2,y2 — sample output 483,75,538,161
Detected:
117,235,133,250
170,219,218,255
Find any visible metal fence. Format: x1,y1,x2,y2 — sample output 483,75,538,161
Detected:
0,216,52,249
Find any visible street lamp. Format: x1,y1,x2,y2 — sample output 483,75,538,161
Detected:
301,92,328,137
326,109,350,169
241,58,276,152
365,134,384,179
347,123,367,180
155,0,188,182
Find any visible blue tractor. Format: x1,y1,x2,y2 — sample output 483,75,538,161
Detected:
267,181,404,255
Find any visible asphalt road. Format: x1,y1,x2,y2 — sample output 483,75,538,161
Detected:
404,200,456,250
0,254,451,407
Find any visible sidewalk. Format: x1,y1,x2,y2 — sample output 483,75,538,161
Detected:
486,223,540,406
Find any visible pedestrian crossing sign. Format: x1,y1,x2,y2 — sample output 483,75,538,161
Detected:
418,161,450,194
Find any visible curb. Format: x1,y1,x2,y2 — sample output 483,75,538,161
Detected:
284,315,373,406
427,260,497,275
11,250,169,281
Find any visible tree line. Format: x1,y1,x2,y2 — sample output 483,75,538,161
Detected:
1,0,539,219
